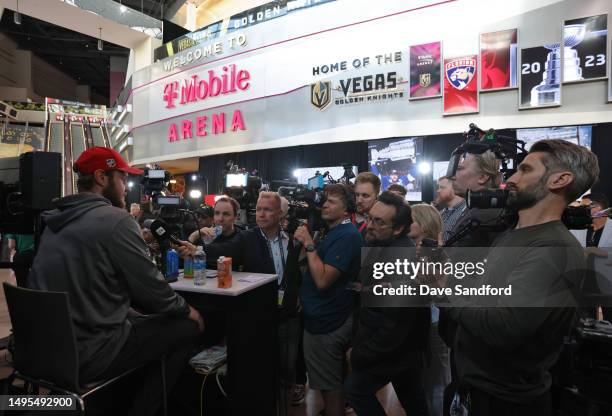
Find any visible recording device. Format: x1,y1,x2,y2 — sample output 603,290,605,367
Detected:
466,189,508,209
223,161,262,227
278,185,324,234
446,123,527,180
148,219,182,245
466,188,593,230
141,168,170,195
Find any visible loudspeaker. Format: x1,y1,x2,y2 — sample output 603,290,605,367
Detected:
19,152,62,210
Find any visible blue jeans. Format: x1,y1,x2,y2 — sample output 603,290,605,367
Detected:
345,368,428,416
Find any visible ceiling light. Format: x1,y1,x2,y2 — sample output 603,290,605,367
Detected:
120,5,127,13
97,28,103,51
189,189,202,199
14,0,21,25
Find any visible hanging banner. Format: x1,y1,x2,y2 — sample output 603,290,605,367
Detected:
443,55,478,115
480,28,518,90
563,14,608,83
519,45,561,109
409,41,442,99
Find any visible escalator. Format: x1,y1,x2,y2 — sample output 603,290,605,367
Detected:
45,106,111,195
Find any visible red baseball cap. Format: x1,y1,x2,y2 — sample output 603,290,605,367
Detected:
74,147,144,175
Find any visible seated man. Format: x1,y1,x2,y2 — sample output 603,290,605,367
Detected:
28,147,204,416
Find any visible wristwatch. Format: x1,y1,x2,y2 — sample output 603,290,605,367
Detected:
305,243,316,252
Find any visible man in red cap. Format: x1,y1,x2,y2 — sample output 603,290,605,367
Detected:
29,147,203,415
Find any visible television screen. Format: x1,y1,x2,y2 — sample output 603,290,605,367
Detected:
293,166,358,186
368,137,424,201
516,125,592,150
226,173,248,187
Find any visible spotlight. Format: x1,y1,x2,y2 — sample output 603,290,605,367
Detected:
97,28,103,51
127,181,134,188
120,5,127,13
418,162,431,174
190,189,202,199
14,0,21,25
169,179,177,184
293,169,300,178
191,174,198,181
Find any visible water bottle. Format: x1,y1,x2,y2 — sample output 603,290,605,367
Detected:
165,249,179,280
184,256,194,279
203,226,223,245
193,246,206,286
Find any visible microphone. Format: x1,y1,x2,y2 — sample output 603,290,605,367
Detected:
149,219,182,245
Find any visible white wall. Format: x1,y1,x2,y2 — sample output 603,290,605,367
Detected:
131,0,612,164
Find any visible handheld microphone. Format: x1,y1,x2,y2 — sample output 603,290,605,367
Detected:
149,219,182,245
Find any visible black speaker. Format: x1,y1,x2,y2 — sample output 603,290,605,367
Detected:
19,152,62,210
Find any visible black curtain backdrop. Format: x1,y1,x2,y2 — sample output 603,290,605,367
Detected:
198,123,612,203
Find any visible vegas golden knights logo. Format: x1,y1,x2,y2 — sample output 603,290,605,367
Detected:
420,73,431,88
310,81,332,110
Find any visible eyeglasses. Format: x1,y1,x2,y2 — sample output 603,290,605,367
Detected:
366,216,391,228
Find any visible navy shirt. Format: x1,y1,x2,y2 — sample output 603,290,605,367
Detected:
300,221,363,334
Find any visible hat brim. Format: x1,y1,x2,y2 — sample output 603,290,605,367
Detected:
118,166,145,175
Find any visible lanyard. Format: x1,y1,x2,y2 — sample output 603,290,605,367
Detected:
260,228,286,280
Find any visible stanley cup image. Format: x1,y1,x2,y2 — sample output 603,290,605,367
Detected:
530,24,586,106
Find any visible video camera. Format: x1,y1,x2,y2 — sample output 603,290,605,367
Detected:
446,123,594,232
278,164,356,234
447,123,527,181
278,185,324,234
223,162,262,227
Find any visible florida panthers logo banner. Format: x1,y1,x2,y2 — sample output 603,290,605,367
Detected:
443,55,479,115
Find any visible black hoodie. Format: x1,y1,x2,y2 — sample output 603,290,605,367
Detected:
29,193,189,382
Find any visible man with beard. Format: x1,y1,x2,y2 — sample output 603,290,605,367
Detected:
442,139,599,415
354,172,381,236
29,147,204,416
294,183,362,416
345,191,430,416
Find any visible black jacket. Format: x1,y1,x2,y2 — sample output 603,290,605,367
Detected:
202,229,245,270
351,235,430,376
242,227,301,318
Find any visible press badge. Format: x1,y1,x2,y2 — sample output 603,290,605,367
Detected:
277,289,285,307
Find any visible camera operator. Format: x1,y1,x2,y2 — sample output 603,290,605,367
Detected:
447,150,503,247
345,191,430,416
435,176,467,244
442,139,599,415
354,172,381,235
294,183,363,416
28,147,204,416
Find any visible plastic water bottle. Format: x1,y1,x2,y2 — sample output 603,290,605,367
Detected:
193,246,206,286
165,249,179,280
203,226,223,245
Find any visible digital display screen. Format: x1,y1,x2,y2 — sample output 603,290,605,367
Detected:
307,175,324,190
148,169,166,179
155,196,181,206
226,173,248,187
